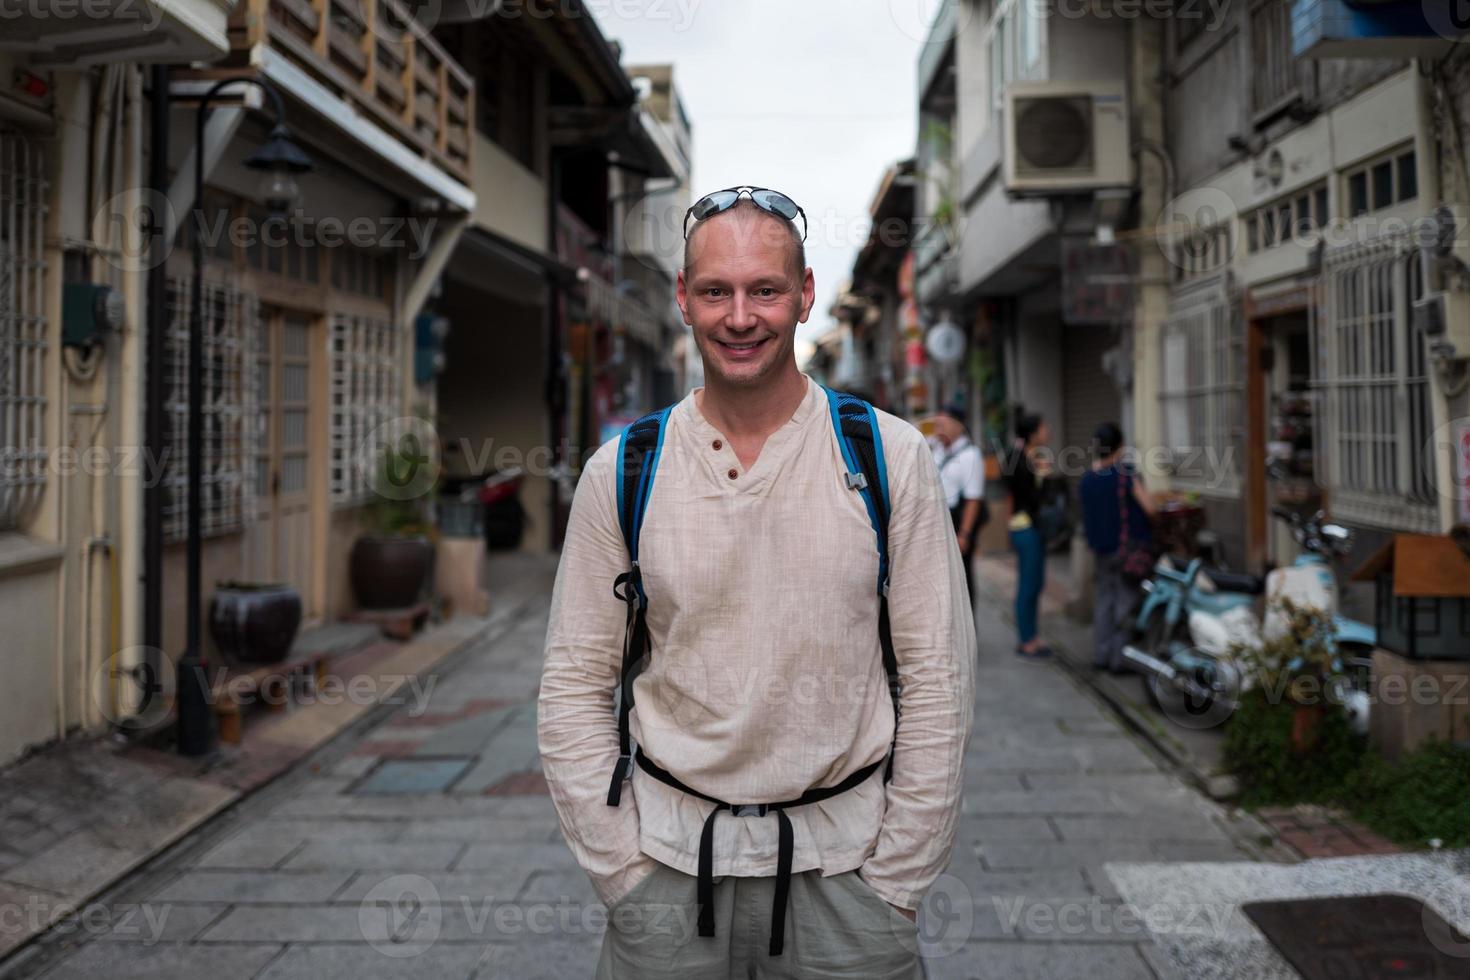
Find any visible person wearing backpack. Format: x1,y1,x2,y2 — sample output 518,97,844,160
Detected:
1079,422,1156,674
537,186,976,978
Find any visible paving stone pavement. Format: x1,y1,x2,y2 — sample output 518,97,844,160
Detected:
2,559,1276,980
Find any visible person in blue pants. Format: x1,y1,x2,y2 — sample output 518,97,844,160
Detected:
1005,408,1052,659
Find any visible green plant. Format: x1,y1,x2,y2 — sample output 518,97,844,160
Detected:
363,440,432,536
1339,740,1470,848
1222,687,1365,806
1233,596,1343,706
1224,600,1470,847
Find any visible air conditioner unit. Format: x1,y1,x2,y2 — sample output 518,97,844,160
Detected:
1004,80,1132,195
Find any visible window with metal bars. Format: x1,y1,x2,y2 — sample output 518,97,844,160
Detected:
161,277,258,541
1312,235,1438,532
0,132,48,533
329,312,400,506
1159,273,1244,494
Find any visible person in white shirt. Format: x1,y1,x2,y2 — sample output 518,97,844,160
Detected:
539,189,975,978
926,407,986,613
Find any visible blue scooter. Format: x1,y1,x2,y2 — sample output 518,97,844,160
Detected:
1123,509,1375,728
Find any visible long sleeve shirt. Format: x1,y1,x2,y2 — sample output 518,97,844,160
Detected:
537,375,976,911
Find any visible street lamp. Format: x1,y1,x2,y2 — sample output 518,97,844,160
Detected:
177,78,313,757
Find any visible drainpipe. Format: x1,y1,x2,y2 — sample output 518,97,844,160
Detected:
143,66,168,676
545,149,566,548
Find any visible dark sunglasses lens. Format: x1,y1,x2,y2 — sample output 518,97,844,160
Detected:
751,190,798,219
692,190,739,220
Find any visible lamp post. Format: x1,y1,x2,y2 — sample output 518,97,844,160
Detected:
177,78,312,756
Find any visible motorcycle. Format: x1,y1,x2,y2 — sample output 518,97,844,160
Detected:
1122,509,1376,731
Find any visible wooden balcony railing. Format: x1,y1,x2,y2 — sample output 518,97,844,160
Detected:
232,0,473,185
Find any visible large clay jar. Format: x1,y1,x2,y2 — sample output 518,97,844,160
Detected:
209,583,303,663
350,534,434,610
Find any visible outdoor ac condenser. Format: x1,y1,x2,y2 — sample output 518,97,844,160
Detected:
1003,80,1133,195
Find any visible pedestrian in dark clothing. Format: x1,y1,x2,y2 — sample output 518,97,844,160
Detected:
1079,422,1156,673
1005,408,1051,659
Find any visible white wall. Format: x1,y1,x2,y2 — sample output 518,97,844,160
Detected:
472,134,548,253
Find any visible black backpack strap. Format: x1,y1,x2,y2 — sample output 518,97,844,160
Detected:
607,406,673,806
821,387,901,782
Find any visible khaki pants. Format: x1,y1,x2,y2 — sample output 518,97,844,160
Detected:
595,863,922,979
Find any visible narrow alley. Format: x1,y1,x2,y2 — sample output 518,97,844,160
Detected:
0,560,1314,980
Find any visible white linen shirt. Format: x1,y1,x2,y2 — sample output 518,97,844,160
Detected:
537,376,976,911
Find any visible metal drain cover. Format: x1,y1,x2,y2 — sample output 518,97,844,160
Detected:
1243,893,1469,979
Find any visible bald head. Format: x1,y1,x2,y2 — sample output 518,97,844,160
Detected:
683,198,806,281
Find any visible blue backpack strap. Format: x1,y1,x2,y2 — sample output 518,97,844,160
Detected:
821,387,901,781
607,405,672,806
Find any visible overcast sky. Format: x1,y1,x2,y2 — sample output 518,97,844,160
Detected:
587,0,934,345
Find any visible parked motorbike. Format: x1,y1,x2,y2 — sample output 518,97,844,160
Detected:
1122,509,1375,731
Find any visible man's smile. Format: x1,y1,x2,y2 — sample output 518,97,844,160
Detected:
716,336,771,358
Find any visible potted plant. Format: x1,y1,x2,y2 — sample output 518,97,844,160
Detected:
209,581,303,663
1236,597,1345,755
349,432,436,611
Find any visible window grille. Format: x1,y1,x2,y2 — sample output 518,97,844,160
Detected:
330,312,400,505
1312,233,1438,532
162,277,258,541
1159,272,1243,494
0,132,48,532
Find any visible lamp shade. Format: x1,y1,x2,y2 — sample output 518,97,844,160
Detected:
244,125,314,174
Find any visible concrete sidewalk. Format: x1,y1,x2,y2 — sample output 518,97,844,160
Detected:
3,552,1286,980
0,553,552,971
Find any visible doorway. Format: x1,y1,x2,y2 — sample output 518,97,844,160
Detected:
1247,309,1320,570
248,308,321,620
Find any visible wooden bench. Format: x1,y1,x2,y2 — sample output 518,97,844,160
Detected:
210,646,335,745
344,600,432,641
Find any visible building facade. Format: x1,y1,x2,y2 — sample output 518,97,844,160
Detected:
874,0,1470,617
0,0,694,767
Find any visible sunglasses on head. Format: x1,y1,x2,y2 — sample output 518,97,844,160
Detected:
683,186,808,242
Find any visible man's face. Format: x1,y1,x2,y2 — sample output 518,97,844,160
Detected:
677,209,815,390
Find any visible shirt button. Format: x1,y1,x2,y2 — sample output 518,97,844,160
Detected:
712,439,723,450
727,468,738,480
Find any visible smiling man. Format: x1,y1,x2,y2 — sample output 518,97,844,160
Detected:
538,187,975,979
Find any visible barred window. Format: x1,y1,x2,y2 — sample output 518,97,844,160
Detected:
1312,234,1437,532
1160,273,1244,494
162,278,258,541
0,132,48,532
330,312,400,505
